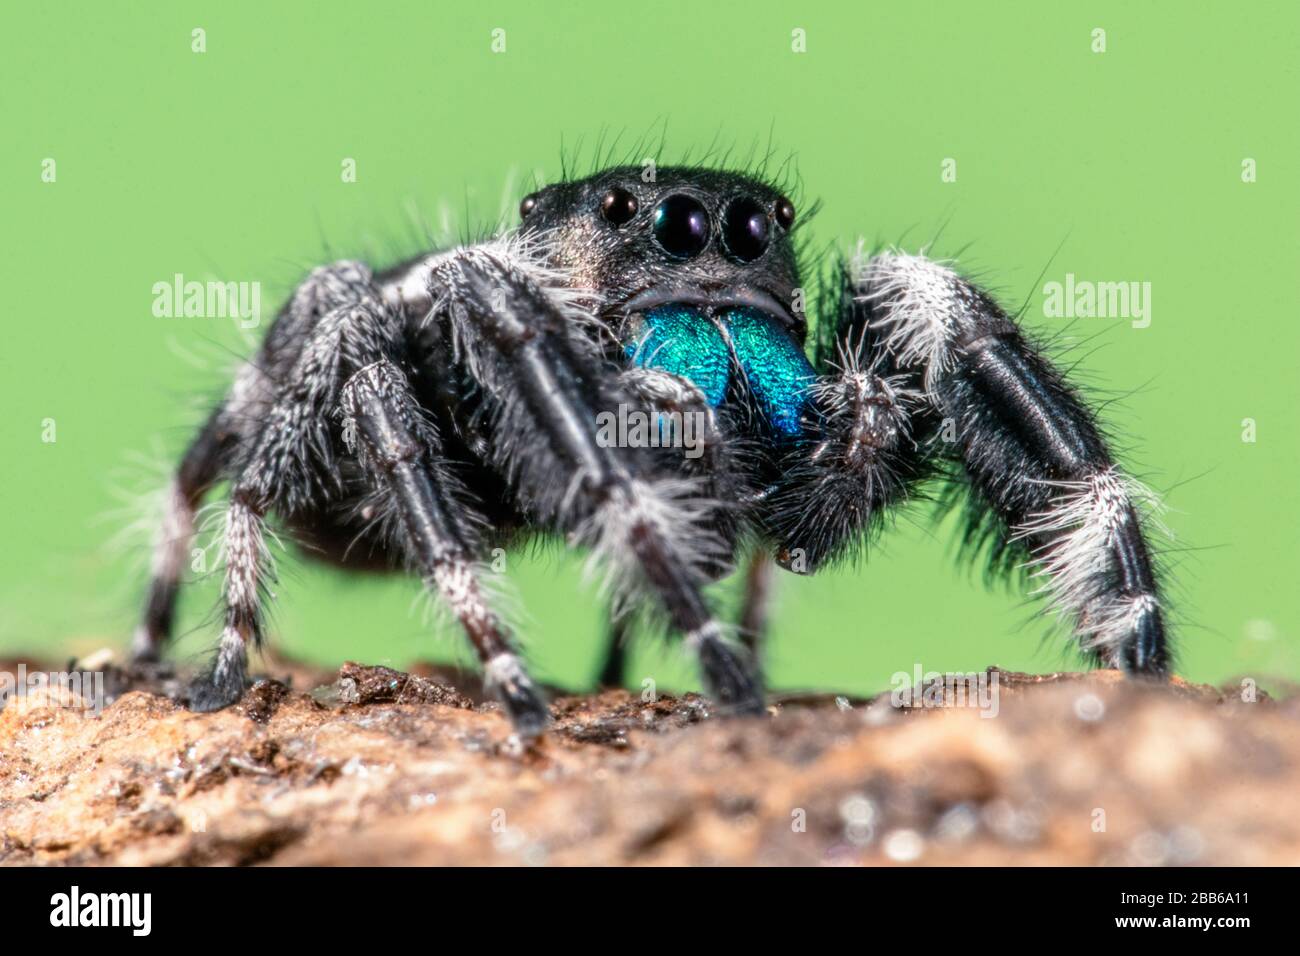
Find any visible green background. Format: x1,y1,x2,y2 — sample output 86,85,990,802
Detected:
3,1,1297,695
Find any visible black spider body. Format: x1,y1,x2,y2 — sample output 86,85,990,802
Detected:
135,164,1169,736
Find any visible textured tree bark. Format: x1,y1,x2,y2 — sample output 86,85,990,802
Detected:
0,658,1295,866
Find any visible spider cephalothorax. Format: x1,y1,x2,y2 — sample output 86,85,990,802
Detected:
134,164,1170,737
519,169,813,446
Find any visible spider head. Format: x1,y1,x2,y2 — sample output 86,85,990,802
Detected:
517,166,805,339
519,166,815,440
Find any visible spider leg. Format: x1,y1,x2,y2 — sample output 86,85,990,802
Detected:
189,262,402,710
414,239,764,714
131,407,236,661
188,490,267,710
597,549,771,689
340,359,549,734
597,613,630,689
133,353,274,664
760,298,930,573
592,365,758,690
858,253,1168,673
737,550,774,661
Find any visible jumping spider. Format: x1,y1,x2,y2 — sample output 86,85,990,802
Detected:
135,164,1168,736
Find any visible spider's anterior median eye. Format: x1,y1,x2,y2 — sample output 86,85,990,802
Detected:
519,193,539,219
721,196,770,262
600,187,639,226
652,194,711,259
774,196,796,230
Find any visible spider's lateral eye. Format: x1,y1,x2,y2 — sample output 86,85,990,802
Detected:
519,193,539,219
601,187,639,226
774,196,796,230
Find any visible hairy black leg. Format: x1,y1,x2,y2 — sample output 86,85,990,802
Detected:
594,367,756,692
188,489,265,711
132,411,228,661
598,551,772,689
416,240,764,714
858,253,1167,673
189,262,400,710
597,613,630,689
762,317,930,572
133,361,269,663
341,360,549,735
737,551,774,662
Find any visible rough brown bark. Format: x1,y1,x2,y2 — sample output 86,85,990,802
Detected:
1,659,1295,866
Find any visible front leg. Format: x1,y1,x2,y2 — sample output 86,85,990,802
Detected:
860,253,1169,673
599,549,776,688
762,327,930,571
341,360,549,735
594,366,762,689
403,238,765,714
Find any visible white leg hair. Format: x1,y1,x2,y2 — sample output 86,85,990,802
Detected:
130,481,194,657
854,248,1168,669
856,250,971,394
1014,467,1166,653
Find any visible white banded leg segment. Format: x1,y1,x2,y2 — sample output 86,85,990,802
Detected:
428,560,497,637
151,482,194,583
428,247,763,714
584,480,762,713
134,400,244,662
342,359,549,735
482,651,540,714
1014,468,1165,658
852,251,1169,673
856,252,992,395
580,478,727,602
211,626,249,688
132,481,195,658
429,563,545,734
220,497,268,639
684,621,763,713
190,494,270,711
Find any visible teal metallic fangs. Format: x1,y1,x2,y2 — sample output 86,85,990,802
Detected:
624,305,731,407
624,305,816,439
722,306,816,439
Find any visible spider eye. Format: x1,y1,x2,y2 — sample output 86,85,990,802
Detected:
774,196,796,230
600,187,639,226
652,194,711,259
721,197,770,262
519,193,539,219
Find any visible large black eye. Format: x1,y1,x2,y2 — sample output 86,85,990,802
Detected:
652,194,711,259
721,196,770,262
519,192,539,220
775,196,796,230
601,187,639,226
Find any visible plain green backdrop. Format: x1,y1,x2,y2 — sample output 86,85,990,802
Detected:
2,1,1297,695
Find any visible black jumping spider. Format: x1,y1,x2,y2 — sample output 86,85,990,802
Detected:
134,164,1168,736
